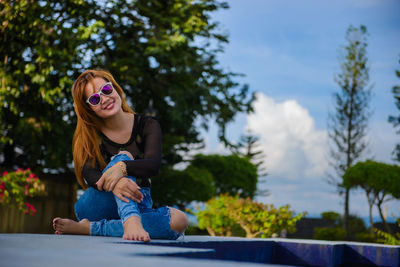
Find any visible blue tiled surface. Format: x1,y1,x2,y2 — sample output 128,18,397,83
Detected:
1,234,399,267
146,236,399,267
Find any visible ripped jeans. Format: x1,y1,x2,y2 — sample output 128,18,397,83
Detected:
74,154,181,240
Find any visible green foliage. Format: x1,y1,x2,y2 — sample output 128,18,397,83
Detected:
321,211,341,223
196,194,239,237
374,220,400,245
314,227,347,241
0,0,96,170
319,211,371,241
190,154,258,198
184,225,209,236
0,169,46,215
82,0,254,168
196,194,304,238
355,232,378,243
152,165,215,209
388,58,400,161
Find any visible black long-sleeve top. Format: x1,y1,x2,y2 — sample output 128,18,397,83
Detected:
82,114,161,189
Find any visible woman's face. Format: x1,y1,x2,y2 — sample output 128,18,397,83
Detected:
84,77,122,118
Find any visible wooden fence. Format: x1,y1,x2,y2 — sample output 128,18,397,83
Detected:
0,173,79,234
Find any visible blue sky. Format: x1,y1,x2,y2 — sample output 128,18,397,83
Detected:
199,0,400,221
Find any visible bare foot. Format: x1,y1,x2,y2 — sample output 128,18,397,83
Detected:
53,217,90,235
123,216,150,242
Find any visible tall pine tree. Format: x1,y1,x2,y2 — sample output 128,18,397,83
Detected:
328,25,372,235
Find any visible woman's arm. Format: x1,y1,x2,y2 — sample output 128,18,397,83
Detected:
81,160,102,189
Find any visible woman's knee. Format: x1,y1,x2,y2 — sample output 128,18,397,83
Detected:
74,187,119,221
169,208,189,234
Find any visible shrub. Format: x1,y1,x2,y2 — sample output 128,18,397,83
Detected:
374,220,400,245
314,227,346,241
196,194,304,238
355,232,378,243
196,194,241,236
321,211,341,223
0,169,46,215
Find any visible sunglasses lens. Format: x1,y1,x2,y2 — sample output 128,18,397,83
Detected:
88,94,101,105
101,84,113,95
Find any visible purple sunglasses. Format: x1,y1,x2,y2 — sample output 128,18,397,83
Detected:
86,82,114,106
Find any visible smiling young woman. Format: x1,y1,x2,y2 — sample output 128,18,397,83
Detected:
53,69,188,241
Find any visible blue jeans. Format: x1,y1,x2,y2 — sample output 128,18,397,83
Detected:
74,154,181,240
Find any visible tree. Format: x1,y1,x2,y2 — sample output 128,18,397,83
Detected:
80,0,254,168
343,160,400,233
0,0,98,171
388,58,400,161
328,25,372,234
190,154,258,199
151,165,215,210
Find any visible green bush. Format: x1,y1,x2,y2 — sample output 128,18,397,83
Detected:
355,232,378,243
321,211,341,223
185,225,210,236
319,211,368,241
314,227,346,241
0,169,46,215
374,220,400,245
197,194,304,238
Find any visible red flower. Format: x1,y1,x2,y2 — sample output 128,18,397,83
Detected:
0,181,5,192
24,203,37,215
25,185,29,196
2,171,7,176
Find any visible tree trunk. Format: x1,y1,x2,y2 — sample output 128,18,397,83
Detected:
344,187,350,235
368,202,374,234
366,190,375,234
376,198,392,234
206,227,215,236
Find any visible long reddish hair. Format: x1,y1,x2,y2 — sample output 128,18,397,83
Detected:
72,70,134,189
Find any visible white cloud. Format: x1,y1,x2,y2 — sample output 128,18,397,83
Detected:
246,92,329,180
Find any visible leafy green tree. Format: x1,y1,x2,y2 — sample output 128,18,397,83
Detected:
80,0,254,168
328,25,372,234
190,154,258,198
343,160,400,233
388,58,400,161
151,165,215,209
0,0,99,171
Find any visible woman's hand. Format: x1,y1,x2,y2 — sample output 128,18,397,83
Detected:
96,162,126,191
112,177,143,203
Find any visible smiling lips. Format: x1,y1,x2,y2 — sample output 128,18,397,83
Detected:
103,101,114,110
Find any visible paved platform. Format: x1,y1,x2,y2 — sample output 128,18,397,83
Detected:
0,234,399,267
